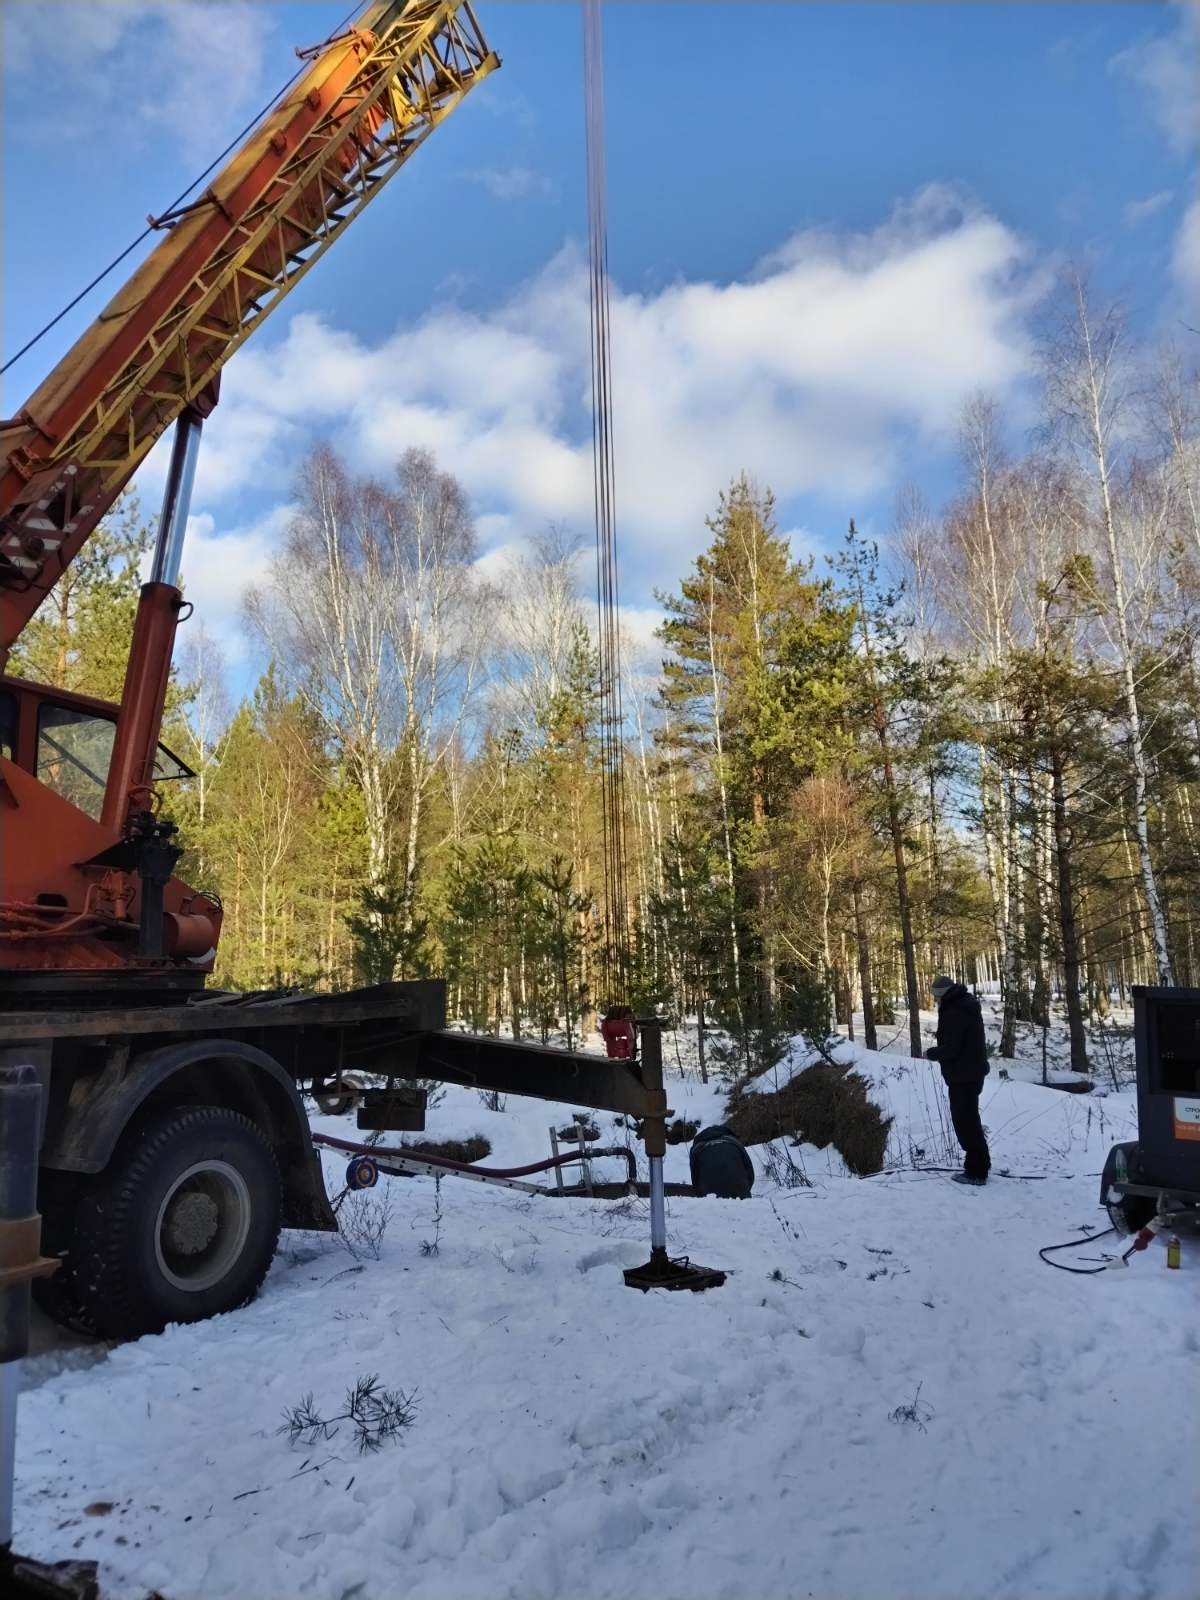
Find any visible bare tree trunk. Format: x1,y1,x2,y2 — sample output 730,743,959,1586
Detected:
752,783,774,1024
926,767,946,969
998,773,1023,1057
885,780,924,1059
1119,827,1151,984
852,882,878,1051
1178,784,1199,986
1051,751,1089,1075
1026,760,1052,1085
402,734,425,934
840,933,855,1042
706,571,745,1041
850,551,923,1058
327,856,339,988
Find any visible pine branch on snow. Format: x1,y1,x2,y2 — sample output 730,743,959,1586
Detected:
280,1375,418,1453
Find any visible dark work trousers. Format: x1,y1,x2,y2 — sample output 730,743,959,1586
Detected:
947,1080,990,1179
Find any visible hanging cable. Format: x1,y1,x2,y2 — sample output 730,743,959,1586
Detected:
1,4,359,379
582,0,628,1002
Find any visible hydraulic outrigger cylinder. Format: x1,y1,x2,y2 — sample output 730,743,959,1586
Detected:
621,1020,726,1293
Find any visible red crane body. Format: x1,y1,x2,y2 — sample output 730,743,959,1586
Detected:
0,0,497,981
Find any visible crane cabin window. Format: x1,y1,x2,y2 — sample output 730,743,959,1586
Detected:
37,706,117,819
36,704,193,820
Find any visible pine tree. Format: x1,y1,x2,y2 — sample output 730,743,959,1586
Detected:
658,476,827,1061
530,855,592,1050
345,875,429,986
9,494,153,699
204,671,326,989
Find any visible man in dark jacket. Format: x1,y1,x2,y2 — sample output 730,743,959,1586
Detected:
925,975,990,1185
690,1124,755,1199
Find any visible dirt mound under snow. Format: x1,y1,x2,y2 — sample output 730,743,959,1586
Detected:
727,1060,893,1176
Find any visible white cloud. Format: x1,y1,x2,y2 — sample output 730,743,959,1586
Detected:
464,166,558,202
188,185,1043,593
1173,197,1200,297
1110,1,1200,158
176,506,293,665
1111,3,1200,312
473,537,532,585
1123,189,1175,227
779,525,824,566
2,0,147,68
1,1,269,160
474,513,519,549
619,606,667,674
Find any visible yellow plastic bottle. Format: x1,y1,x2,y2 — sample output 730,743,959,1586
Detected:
1166,1235,1181,1270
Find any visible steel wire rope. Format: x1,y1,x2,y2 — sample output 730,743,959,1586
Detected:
583,0,628,1000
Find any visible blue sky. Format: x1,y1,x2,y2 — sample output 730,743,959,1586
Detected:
3,1,1197,678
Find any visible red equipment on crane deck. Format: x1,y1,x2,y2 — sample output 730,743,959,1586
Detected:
600,1005,637,1059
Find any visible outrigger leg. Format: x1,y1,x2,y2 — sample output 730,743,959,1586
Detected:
622,1019,726,1293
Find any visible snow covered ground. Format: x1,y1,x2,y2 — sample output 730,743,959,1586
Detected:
13,1030,1198,1600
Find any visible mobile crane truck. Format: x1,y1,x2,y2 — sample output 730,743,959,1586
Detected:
0,0,712,1347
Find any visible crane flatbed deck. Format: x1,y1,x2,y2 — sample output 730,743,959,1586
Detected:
0,979,664,1121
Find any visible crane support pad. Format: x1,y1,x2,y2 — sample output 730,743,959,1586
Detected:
623,1249,726,1292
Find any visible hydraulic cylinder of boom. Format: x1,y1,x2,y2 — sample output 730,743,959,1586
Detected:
149,411,202,588
100,410,203,832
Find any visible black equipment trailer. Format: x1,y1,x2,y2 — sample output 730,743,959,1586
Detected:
1100,986,1200,1232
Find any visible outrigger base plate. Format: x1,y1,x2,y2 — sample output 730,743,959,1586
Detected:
623,1246,726,1293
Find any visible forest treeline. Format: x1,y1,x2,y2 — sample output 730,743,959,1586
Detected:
12,275,1198,1078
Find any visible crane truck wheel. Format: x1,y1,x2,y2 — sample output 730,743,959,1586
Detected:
38,1105,282,1340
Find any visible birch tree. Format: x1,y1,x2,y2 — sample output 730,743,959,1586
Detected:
496,525,589,732
247,444,485,945
247,445,400,896
384,448,487,929
1042,272,1173,983
948,394,1028,1051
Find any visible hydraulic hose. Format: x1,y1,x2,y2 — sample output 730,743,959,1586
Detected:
312,1130,636,1188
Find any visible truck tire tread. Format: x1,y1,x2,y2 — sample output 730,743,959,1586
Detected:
47,1105,281,1340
